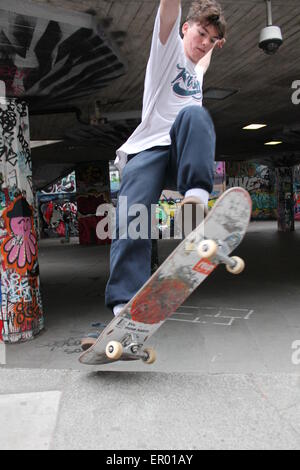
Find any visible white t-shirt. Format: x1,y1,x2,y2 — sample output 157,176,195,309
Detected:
114,6,204,173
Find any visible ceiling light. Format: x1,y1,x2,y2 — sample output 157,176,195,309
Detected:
243,124,267,130
264,141,283,145
30,140,63,148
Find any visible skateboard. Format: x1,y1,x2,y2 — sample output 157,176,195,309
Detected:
79,187,252,366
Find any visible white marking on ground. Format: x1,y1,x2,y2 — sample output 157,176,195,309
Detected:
168,306,255,327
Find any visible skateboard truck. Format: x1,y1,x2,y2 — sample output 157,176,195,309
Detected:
105,334,157,364
197,239,245,274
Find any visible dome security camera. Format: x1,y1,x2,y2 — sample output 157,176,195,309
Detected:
259,0,283,55
259,25,283,55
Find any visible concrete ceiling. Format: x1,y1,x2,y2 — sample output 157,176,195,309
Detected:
1,0,300,167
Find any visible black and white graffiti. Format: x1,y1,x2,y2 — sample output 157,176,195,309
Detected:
0,1,126,109
0,100,31,166
0,99,33,201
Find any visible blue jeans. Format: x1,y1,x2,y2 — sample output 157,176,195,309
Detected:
105,105,216,310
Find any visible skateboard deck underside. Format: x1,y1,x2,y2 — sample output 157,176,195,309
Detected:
79,187,252,365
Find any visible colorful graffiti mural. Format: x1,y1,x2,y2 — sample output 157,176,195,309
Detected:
37,172,78,239
0,99,43,343
39,198,78,239
226,162,277,220
41,172,76,195
1,197,37,274
76,163,111,245
1,270,43,343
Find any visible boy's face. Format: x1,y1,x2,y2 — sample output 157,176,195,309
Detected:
182,21,220,64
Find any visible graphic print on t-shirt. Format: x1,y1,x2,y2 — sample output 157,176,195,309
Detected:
171,64,202,101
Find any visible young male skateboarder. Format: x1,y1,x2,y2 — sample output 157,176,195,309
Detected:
81,0,226,349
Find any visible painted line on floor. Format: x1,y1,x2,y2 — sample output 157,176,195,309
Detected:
168,306,255,327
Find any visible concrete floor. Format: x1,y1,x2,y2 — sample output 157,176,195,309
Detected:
1,221,300,449
4,221,300,374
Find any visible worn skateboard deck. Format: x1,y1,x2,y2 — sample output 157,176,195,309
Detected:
79,187,252,365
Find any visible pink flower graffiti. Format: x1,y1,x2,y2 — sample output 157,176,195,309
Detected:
2,197,37,273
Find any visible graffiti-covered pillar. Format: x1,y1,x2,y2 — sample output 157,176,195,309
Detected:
275,167,295,232
0,99,44,343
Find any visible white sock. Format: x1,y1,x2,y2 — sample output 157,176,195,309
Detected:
113,303,126,317
185,188,209,207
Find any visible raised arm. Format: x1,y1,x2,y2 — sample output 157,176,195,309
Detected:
197,49,213,75
159,0,181,45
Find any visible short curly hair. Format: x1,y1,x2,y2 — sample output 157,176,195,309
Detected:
186,0,226,39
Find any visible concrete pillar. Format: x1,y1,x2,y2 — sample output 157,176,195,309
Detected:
0,98,44,343
275,167,295,232
76,162,111,245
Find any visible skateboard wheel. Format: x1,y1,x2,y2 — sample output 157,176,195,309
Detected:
197,239,218,259
226,256,245,275
142,348,156,365
106,341,123,360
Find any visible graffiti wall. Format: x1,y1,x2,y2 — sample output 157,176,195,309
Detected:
0,99,43,343
226,161,277,220
293,165,300,221
37,172,78,239
41,172,76,195
276,167,295,232
76,163,111,245
39,197,78,239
